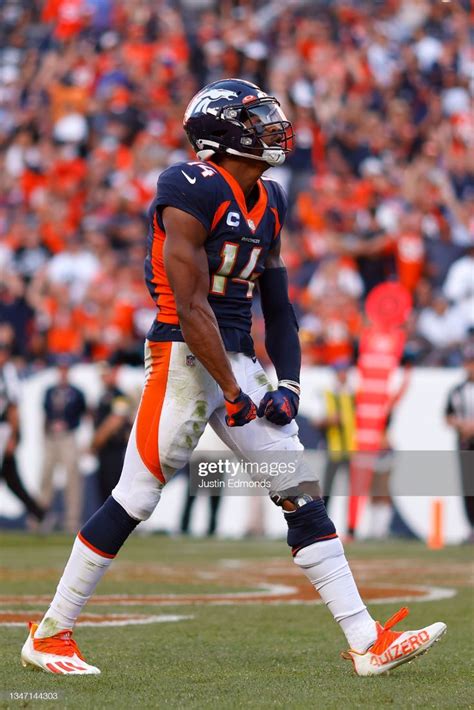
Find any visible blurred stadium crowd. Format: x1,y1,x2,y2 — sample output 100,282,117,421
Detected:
0,0,473,371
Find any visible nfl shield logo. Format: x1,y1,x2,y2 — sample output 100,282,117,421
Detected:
186,354,196,367
247,219,256,232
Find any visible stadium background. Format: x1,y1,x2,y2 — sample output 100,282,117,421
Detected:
0,0,473,541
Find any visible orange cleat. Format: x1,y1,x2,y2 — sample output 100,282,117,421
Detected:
342,607,446,676
21,622,100,675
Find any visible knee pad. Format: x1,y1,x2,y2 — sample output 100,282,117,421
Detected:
284,498,337,555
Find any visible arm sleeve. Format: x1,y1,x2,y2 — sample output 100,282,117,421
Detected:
259,266,301,384
155,163,216,233
268,180,288,250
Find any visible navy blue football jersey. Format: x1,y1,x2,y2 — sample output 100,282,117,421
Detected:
144,159,287,355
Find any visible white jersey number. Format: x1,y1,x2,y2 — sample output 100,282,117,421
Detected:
210,243,262,298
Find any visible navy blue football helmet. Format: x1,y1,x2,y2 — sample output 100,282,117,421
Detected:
183,78,294,167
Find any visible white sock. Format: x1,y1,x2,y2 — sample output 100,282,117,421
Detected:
294,537,377,652
35,536,114,637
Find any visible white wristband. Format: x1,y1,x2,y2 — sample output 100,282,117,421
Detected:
278,380,300,397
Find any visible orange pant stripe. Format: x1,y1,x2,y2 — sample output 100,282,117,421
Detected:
135,341,172,483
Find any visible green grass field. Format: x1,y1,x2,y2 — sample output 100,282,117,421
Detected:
0,533,472,709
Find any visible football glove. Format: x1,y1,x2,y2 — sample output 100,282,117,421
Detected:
257,386,299,426
225,390,257,427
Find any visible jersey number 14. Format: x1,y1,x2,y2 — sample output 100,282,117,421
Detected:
211,241,262,298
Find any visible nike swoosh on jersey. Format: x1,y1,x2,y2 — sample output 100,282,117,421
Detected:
181,170,197,184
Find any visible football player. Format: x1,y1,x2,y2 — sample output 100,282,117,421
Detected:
21,79,446,676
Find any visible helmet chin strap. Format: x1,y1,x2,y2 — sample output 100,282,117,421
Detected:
196,142,286,167
196,149,216,160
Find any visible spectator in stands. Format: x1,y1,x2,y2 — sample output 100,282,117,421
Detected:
300,293,361,366
306,256,364,303
443,245,474,332
0,0,472,369
416,291,467,366
40,356,87,533
47,234,100,304
0,273,35,361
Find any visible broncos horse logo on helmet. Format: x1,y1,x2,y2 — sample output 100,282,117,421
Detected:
183,78,294,167
185,88,240,117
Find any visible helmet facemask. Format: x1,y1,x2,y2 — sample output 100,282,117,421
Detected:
230,98,294,166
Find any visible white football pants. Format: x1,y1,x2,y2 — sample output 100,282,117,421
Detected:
112,340,309,520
